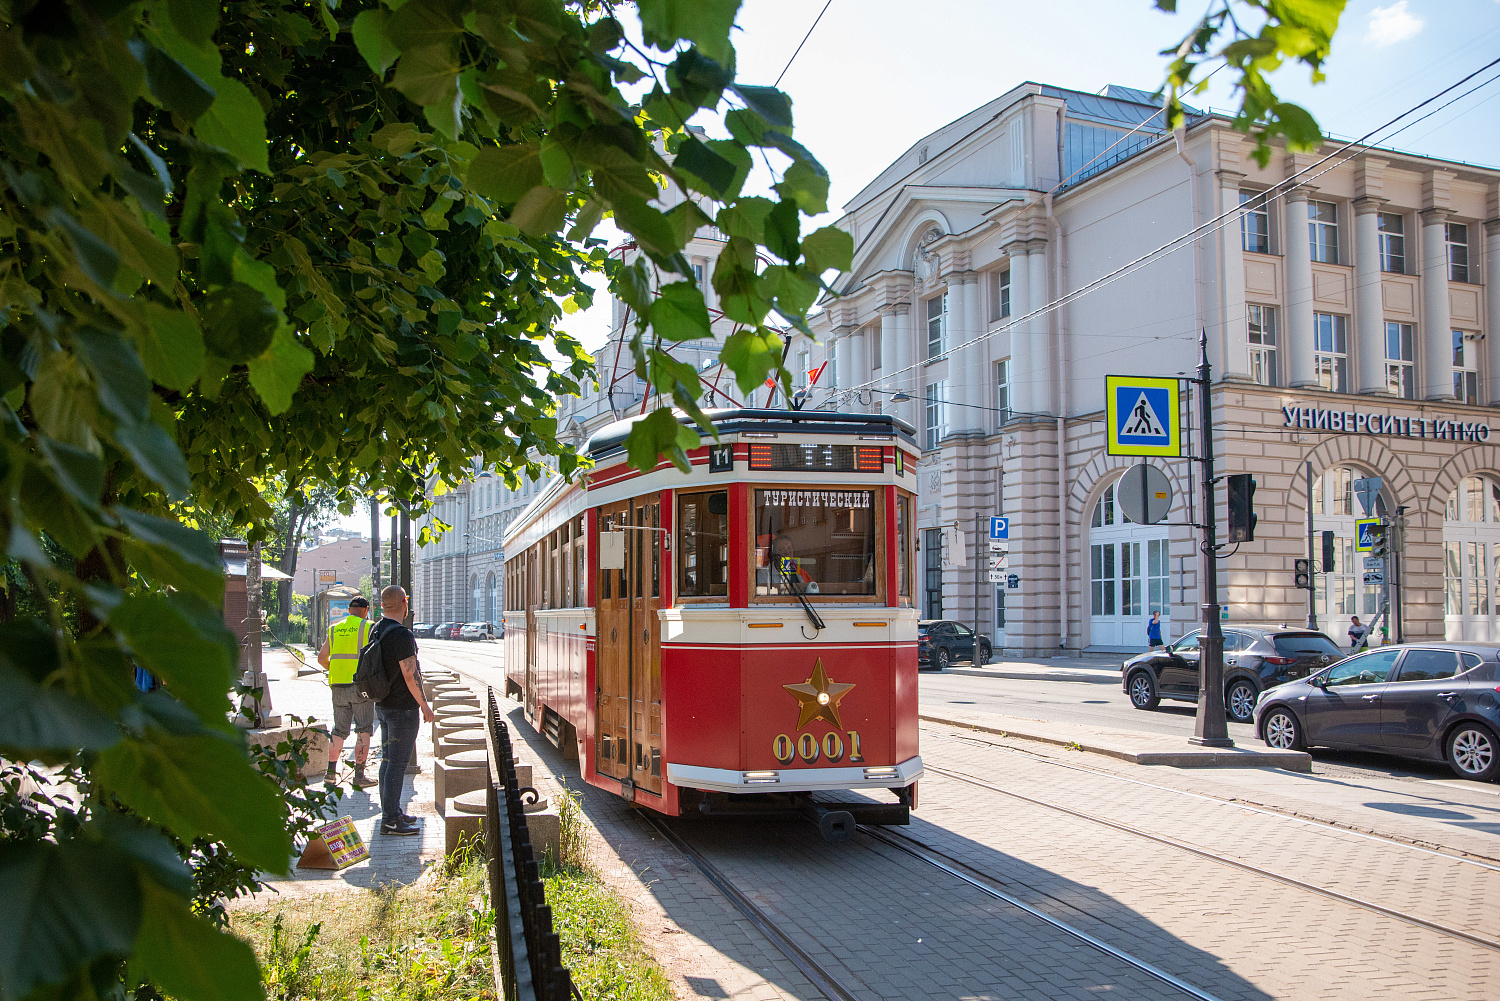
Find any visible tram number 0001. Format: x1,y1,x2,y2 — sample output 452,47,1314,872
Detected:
772,730,864,765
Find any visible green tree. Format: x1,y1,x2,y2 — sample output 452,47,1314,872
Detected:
0,0,1349,998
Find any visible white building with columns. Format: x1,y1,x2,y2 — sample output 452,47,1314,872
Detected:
786,81,1499,655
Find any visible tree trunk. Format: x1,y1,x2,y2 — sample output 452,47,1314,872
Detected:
277,501,306,624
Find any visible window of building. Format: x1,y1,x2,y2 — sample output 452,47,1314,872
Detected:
752,489,875,598
1377,212,1405,273
1313,312,1349,393
826,339,837,387
926,294,946,358
1240,189,1270,254
923,528,943,619
1455,330,1480,405
1309,200,1339,264
1384,321,1415,399
1063,122,1156,184
870,324,882,368
681,492,726,600
1247,305,1279,386
1447,222,1470,282
796,348,809,388
692,261,705,287
989,269,1011,321
924,381,948,450
995,360,1011,424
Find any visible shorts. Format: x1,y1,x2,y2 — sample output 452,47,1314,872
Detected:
331,684,374,738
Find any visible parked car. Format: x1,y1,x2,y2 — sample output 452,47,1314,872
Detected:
1255,643,1500,781
918,619,993,670
459,621,495,641
412,622,436,638
1122,626,1345,724
433,621,460,640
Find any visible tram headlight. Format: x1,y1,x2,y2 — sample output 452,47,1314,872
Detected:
744,771,780,785
863,766,899,780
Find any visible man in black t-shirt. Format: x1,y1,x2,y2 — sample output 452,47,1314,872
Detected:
372,585,434,835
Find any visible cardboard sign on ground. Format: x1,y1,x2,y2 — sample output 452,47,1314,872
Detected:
296,816,369,870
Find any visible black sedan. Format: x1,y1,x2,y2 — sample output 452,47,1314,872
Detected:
1122,626,1344,724
412,622,436,638
1254,643,1500,781
919,620,993,670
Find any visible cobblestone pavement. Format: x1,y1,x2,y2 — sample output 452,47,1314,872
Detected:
423,643,1500,1001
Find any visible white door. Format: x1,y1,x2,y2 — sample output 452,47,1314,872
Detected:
1088,483,1170,649
1444,476,1500,641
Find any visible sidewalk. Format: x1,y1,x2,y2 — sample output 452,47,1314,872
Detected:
229,646,445,906
921,705,1312,771
942,655,1122,684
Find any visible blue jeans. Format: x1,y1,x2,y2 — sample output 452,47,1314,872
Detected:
376,706,420,827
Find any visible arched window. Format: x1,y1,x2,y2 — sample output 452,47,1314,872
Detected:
1310,466,1384,622
1444,474,1500,640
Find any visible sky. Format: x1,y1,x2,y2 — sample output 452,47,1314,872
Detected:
332,0,1500,535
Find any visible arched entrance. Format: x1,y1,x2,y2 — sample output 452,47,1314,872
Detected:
1088,481,1171,649
1443,474,1500,641
469,573,480,620
1311,466,1386,629
485,571,497,623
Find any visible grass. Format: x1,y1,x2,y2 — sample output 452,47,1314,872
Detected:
231,792,671,1001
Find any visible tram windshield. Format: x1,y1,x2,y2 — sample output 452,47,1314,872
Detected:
754,488,877,597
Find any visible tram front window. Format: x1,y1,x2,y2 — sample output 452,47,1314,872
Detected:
679,490,729,597
755,488,877,597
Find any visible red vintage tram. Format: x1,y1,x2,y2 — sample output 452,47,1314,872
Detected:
501,409,921,833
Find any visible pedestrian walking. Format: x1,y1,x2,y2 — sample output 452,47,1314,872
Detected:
1146,610,1163,650
372,585,434,836
1348,615,1369,651
317,595,374,787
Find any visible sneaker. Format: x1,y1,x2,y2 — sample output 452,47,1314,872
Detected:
380,821,421,836
351,766,373,788
323,767,337,784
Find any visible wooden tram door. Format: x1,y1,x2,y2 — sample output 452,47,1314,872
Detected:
594,497,663,796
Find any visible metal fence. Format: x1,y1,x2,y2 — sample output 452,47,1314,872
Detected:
484,688,579,1001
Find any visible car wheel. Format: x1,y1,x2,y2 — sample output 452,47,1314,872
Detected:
1446,723,1500,781
974,643,990,667
1261,707,1304,751
1127,671,1158,710
1225,680,1257,724
935,647,951,671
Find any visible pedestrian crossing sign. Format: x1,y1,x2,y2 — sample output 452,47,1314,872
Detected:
1106,376,1181,457
1355,518,1380,553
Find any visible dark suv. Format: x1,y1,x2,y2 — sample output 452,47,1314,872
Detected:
1122,626,1344,723
919,620,993,670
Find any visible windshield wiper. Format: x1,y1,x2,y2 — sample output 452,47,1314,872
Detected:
781,568,826,633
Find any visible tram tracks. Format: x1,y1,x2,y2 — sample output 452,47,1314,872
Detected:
640,812,1226,1001
922,761,1500,956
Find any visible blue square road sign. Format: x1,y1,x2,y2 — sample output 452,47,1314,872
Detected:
989,517,1009,540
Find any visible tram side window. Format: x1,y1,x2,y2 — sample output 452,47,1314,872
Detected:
574,517,586,604
755,488,877,597
897,494,912,603
679,491,729,597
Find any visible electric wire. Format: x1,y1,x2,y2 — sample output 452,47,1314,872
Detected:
774,0,834,88
825,55,1500,406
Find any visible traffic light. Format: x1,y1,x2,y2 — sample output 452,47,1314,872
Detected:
1226,474,1257,543
1368,522,1389,560
1321,530,1335,573
1294,558,1311,589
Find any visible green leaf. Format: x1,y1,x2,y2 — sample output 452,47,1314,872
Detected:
34,437,104,513
508,186,568,237
763,198,799,261
49,209,119,291
626,406,700,473
637,0,741,65
649,282,711,342
202,284,278,363
318,0,339,40
610,195,684,263
247,327,315,415
0,657,121,756
730,84,792,131
112,593,235,727
716,196,774,242
95,731,292,874
721,326,783,394
114,419,191,500
166,0,220,46
232,249,287,311
112,508,224,594
138,42,217,122
468,143,545,204
0,838,142,1001
138,303,206,392
759,265,820,319
774,159,829,214
134,881,266,1001
29,350,98,452
391,43,460,109
672,136,736,197
194,78,269,173
76,327,151,426
352,9,401,75
575,138,655,202
799,225,853,274
385,0,465,50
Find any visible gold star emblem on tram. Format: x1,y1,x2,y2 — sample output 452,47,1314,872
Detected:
784,659,855,730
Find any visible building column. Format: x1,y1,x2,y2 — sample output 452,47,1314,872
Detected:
948,273,982,432
1007,247,1032,418
1353,198,1388,395
1420,207,1454,400
1285,188,1317,388
880,305,912,427
1486,216,1500,404
1216,170,1249,380
844,327,867,400
1027,243,1052,415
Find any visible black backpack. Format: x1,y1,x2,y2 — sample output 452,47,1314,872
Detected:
352,619,397,701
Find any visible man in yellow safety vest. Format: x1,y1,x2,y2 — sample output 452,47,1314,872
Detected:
317,595,374,786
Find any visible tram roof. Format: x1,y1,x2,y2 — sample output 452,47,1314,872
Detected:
584,408,917,461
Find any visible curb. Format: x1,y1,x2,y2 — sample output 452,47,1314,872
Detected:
921,711,1312,772
937,667,1121,684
